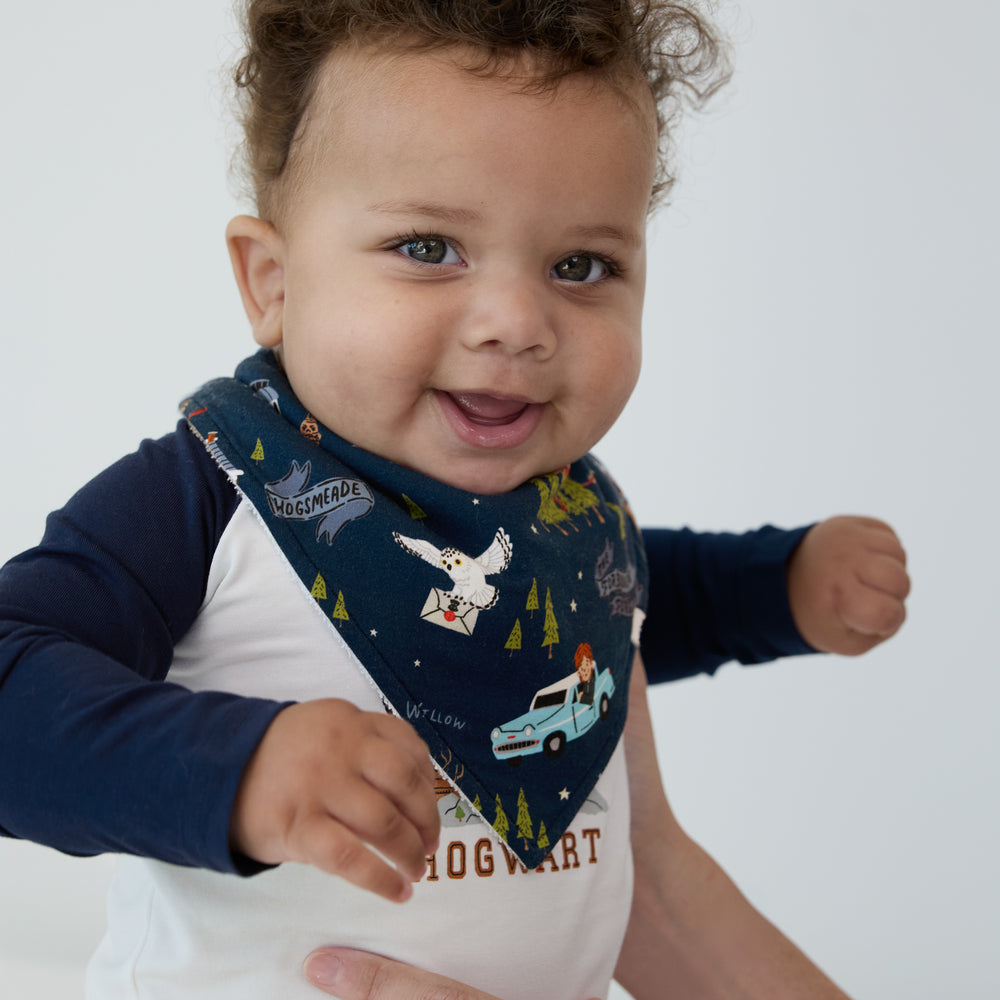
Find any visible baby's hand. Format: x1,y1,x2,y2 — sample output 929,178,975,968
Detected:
787,516,910,656
230,699,440,902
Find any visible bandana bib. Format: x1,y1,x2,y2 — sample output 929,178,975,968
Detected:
182,352,647,868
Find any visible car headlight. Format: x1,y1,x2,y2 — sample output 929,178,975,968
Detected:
491,728,500,740
524,725,534,737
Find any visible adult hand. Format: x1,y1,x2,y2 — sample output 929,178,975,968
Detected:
787,516,909,656
303,947,602,1000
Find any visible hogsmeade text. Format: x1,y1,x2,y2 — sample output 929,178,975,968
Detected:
267,478,367,519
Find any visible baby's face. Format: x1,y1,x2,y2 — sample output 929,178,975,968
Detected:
258,45,655,494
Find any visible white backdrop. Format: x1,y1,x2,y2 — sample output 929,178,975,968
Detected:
1,1,997,997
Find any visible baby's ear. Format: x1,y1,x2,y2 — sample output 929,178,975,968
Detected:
225,215,285,348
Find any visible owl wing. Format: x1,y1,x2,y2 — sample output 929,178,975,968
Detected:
474,527,513,575
393,532,444,568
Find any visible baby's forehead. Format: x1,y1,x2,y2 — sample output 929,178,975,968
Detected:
297,41,655,173
269,40,659,233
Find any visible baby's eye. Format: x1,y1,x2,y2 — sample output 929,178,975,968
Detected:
397,237,461,266
552,254,611,283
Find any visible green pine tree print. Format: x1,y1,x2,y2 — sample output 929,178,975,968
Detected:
505,619,522,656
493,794,509,842
542,587,559,658
516,788,533,849
332,590,348,627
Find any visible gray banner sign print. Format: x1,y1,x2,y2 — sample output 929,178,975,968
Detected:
265,460,373,544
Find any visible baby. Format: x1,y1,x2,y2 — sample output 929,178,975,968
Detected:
0,2,908,998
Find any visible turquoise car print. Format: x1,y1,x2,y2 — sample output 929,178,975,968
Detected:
490,666,615,765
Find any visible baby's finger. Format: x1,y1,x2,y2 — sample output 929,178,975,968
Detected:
858,519,908,564
374,714,438,785
361,732,441,855
822,630,884,657
857,551,912,601
292,813,416,903
839,585,907,639
326,779,434,882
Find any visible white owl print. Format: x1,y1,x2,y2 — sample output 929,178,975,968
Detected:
393,527,513,609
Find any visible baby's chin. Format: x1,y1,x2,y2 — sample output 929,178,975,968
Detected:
326,416,586,494
406,453,581,497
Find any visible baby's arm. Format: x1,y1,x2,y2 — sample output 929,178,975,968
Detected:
0,425,439,900
641,517,908,682
229,698,439,903
0,428,284,870
641,524,814,682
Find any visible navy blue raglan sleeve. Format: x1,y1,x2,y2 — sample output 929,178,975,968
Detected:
640,525,817,683
0,421,286,873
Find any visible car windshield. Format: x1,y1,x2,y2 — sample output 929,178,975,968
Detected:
531,690,567,711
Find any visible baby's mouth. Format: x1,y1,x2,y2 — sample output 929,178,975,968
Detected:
448,392,530,425
436,390,546,449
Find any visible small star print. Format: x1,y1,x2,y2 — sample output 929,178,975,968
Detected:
472,498,480,505
570,600,578,612
577,571,583,580
414,659,421,667
558,788,570,801
370,629,378,638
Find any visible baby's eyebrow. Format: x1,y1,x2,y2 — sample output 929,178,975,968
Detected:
567,224,644,251
366,200,484,227
367,200,643,250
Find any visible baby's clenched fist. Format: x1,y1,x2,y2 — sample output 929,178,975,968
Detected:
787,516,910,656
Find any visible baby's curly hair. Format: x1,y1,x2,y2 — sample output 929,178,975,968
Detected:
232,0,730,221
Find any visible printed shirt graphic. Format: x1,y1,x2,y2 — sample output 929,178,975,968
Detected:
181,351,648,868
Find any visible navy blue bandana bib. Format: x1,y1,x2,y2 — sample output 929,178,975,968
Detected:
182,351,647,868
